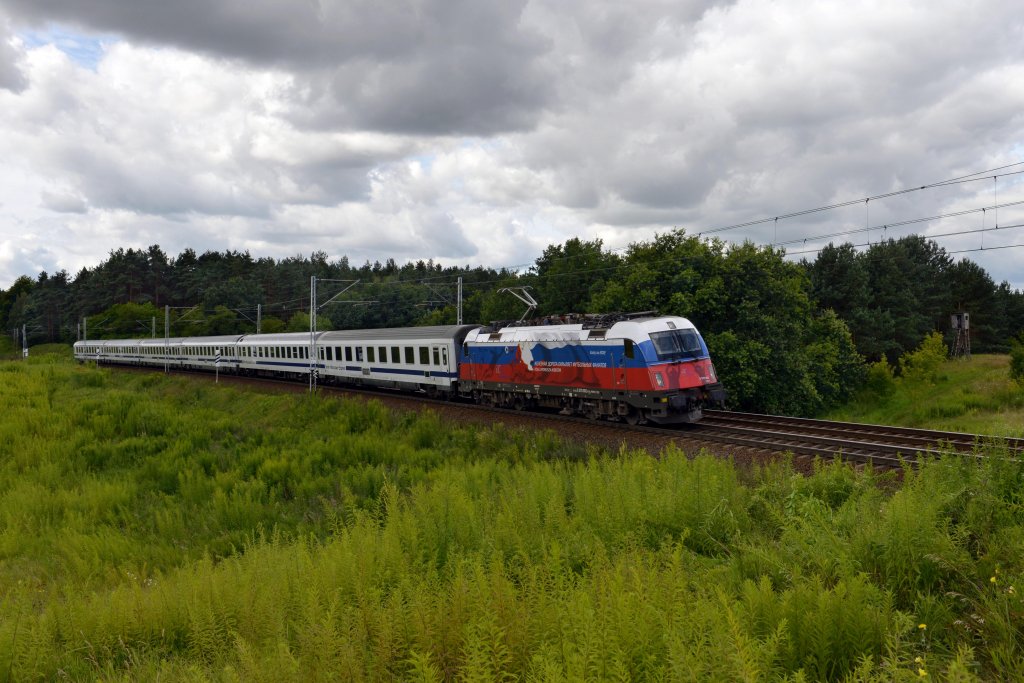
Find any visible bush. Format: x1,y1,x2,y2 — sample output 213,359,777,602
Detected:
1011,335,1024,386
899,331,947,382
864,359,896,397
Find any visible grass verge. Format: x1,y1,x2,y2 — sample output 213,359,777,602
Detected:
0,358,1022,680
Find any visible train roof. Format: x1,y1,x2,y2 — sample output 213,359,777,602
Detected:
180,335,245,345
237,332,314,344
75,338,172,347
466,316,699,344
318,324,478,343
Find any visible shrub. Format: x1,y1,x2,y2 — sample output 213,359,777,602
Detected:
864,359,896,397
1010,335,1024,386
898,331,947,382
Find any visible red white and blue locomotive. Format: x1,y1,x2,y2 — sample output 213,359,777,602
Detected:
73,313,725,423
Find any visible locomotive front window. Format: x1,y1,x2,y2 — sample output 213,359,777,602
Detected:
649,329,703,361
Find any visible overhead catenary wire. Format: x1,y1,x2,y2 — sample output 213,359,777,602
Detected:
40,161,1024,318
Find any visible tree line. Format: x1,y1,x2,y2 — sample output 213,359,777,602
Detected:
3,234,1023,415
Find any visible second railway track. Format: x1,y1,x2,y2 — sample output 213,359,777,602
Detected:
689,409,1022,466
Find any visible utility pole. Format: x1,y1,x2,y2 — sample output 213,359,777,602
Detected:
151,316,156,338
457,276,463,325
21,324,27,359
308,277,361,393
257,304,262,335
309,276,316,392
83,316,87,342
164,305,169,374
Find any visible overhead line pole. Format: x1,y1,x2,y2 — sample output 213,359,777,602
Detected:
309,277,360,393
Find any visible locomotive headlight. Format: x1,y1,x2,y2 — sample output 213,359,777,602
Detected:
654,372,665,387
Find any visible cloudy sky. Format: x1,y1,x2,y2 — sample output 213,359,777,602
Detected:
1,0,1022,291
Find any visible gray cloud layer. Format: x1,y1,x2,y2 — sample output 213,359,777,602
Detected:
0,0,1023,289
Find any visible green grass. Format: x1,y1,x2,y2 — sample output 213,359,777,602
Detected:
827,354,1024,437
1,358,1023,680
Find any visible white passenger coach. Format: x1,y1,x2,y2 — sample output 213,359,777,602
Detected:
74,325,478,396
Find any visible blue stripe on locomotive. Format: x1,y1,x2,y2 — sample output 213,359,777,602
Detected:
463,342,640,368
463,337,710,368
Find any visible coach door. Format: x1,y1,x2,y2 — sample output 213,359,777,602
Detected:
431,344,449,379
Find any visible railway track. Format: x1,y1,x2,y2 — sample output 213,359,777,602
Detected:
688,409,1022,466
110,364,1020,468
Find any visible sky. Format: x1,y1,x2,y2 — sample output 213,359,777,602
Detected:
1,0,1023,293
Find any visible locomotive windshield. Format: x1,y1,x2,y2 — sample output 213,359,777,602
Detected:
649,329,704,361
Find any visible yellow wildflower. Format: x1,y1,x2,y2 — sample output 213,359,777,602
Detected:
918,623,927,630
991,576,998,584
918,668,928,677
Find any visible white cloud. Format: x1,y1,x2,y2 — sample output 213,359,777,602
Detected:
0,0,1023,291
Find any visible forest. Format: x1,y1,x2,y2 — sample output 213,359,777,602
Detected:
3,232,1024,416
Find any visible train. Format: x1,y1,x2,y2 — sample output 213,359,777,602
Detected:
73,312,726,423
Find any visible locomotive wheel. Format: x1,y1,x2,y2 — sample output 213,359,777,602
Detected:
624,408,643,426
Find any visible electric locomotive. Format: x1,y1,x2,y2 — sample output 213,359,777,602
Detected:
458,313,725,423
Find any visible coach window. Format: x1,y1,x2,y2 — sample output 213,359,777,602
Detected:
391,346,400,363
355,347,363,362
379,346,387,363
367,347,375,363
624,339,635,359
405,347,414,364
441,348,448,366
419,346,429,365
432,347,441,366
345,346,353,362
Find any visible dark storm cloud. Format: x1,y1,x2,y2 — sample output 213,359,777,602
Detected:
3,0,555,135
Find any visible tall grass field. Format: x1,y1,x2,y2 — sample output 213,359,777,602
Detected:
1,352,1023,680
827,353,1024,436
